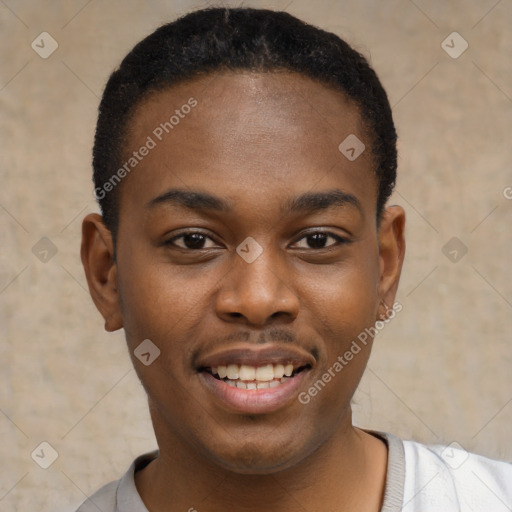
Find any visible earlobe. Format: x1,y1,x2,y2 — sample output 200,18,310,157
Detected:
377,205,406,318
80,213,123,332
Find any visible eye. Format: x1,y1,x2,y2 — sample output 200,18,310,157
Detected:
293,231,349,250
166,232,220,250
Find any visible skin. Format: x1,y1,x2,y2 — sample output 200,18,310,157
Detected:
81,71,406,511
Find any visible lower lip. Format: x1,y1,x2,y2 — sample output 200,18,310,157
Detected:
199,370,309,414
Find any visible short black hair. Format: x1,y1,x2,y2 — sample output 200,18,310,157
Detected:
93,6,397,239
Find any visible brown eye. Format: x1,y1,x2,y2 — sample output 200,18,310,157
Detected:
167,232,218,250
293,232,348,249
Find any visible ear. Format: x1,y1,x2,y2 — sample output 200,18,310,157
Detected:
80,213,123,332
376,205,406,319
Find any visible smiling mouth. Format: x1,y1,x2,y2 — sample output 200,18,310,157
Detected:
201,363,311,390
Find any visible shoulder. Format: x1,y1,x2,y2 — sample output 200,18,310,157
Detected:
73,450,158,512
74,479,118,511
402,437,512,511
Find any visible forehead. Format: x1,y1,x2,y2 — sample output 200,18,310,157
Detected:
120,71,377,222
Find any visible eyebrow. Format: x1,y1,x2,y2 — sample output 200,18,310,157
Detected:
147,189,233,212
282,189,362,215
146,188,362,215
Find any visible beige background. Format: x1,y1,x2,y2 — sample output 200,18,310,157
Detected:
1,0,511,510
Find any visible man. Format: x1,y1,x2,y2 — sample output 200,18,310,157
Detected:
78,6,512,511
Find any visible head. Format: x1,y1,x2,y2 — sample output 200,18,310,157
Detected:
82,7,405,474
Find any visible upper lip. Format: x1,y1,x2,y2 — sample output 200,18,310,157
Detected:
196,344,316,371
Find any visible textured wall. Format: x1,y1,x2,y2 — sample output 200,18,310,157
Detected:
1,0,511,510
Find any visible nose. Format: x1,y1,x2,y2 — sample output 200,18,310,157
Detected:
214,244,300,327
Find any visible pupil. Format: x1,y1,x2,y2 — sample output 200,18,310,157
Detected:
309,233,327,248
185,233,205,249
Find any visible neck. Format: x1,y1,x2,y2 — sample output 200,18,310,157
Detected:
135,410,387,512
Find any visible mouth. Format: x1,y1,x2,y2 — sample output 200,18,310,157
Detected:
201,363,310,390
196,346,314,414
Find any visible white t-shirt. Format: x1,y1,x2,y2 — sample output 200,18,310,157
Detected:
74,430,512,511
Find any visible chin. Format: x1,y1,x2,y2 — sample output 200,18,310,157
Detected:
204,434,313,475
213,451,297,475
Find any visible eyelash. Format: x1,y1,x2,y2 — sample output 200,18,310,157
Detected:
165,230,350,251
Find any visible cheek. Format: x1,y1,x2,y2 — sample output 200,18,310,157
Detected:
117,250,224,355
300,250,380,377
307,256,379,325
300,270,377,420
116,258,204,403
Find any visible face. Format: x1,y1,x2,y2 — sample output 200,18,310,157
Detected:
82,71,405,474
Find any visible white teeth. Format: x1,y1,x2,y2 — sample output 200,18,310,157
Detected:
273,364,285,379
223,377,290,390
226,364,239,379
238,365,256,380
210,363,302,387
255,364,274,381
